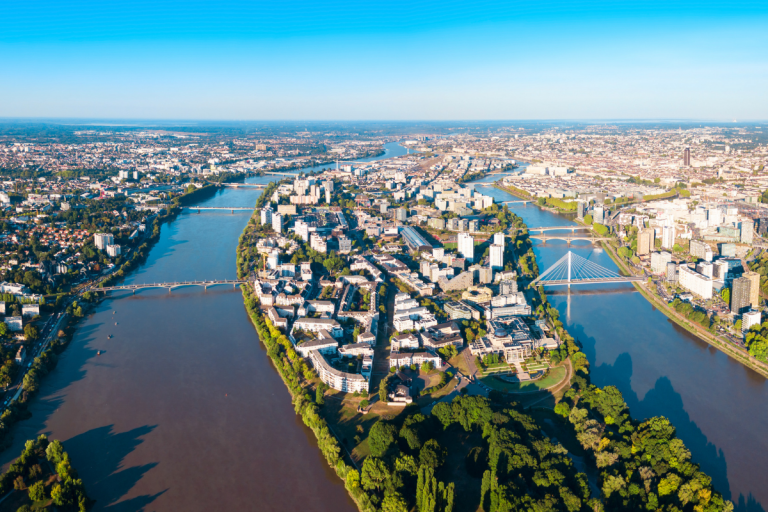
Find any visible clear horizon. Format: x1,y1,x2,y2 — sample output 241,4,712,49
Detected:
2,0,767,120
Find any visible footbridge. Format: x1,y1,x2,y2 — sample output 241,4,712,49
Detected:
530,251,644,288
98,280,247,294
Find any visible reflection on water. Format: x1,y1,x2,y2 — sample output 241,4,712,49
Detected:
0,186,358,512
469,179,768,511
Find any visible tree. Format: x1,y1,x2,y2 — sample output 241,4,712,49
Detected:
50,483,65,506
368,421,397,458
554,401,571,418
361,457,390,491
0,322,7,337
24,324,39,342
315,385,325,406
419,439,447,470
28,480,46,501
46,440,64,463
381,493,408,512
583,214,593,224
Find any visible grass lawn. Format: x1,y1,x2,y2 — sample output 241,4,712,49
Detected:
449,354,470,376
320,398,382,464
479,366,567,393
415,375,458,407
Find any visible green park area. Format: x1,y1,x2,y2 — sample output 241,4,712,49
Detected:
479,365,567,393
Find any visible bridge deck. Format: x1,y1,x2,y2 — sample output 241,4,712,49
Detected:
98,280,247,292
535,276,644,286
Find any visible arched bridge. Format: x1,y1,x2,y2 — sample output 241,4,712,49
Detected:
183,207,253,213
527,225,591,233
98,280,248,294
530,234,611,244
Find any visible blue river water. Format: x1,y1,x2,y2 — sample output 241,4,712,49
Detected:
472,181,768,512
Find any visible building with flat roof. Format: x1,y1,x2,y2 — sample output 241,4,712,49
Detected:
742,310,762,333
679,265,712,299
490,244,503,269
637,228,654,256
743,271,761,308
458,232,474,262
401,226,431,253
309,350,369,393
731,276,752,314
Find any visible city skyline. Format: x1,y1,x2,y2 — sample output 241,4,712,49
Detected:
2,0,767,120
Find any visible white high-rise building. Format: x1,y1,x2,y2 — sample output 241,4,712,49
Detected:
490,244,504,269
493,232,505,248
458,232,474,263
272,213,283,233
650,251,672,273
661,225,675,250
260,207,272,226
593,205,605,224
678,265,713,299
707,208,722,227
742,310,761,333
94,233,114,250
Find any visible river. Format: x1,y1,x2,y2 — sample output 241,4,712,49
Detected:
0,141,416,511
471,181,768,512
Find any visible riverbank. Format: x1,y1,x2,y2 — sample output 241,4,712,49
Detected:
600,240,768,379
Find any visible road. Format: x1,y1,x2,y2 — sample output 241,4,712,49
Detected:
2,269,114,409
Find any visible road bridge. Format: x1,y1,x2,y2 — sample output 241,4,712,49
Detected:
530,235,611,244
530,251,644,288
98,280,248,294
221,183,267,189
183,207,253,213
262,171,300,177
501,200,531,205
527,225,591,233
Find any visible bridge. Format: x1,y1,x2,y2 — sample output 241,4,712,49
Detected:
501,200,531,205
530,251,644,288
183,207,253,213
221,183,267,189
530,234,611,244
527,225,591,233
97,280,248,294
263,171,300,177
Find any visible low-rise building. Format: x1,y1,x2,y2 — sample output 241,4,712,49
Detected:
293,317,343,338
309,350,369,393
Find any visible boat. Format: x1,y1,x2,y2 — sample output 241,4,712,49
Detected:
97,350,102,356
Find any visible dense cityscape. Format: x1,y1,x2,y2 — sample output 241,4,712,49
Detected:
0,120,765,510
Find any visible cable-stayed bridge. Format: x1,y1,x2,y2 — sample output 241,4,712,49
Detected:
530,251,644,288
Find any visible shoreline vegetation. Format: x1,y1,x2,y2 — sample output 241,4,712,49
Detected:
237,195,733,511
492,177,765,379
0,182,207,458
600,241,768,380
0,436,91,511
0,182,226,462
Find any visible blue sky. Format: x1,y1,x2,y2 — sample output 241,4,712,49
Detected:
1,1,766,120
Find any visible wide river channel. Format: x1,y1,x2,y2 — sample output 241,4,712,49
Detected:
469,173,768,512
1,146,765,512
0,143,414,511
